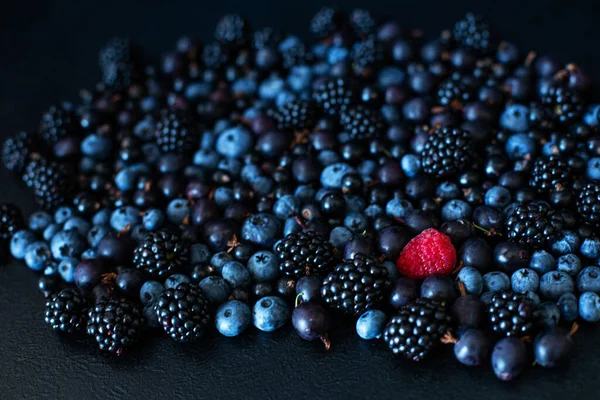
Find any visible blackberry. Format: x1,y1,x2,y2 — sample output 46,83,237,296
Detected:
420,127,473,178
312,78,357,116
22,156,74,210
2,131,39,173
87,298,145,354
350,9,376,37
540,85,584,125
453,13,493,53
310,7,345,39
577,182,600,228
215,14,250,48
339,105,385,140
99,37,143,89
275,231,336,279
39,104,79,144
382,298,452,361
279,36,306,69
505,202,564,248
529,156,573,193
351,37,384,70
155,110,200,154
253,27,283,49
0,203,24,243
44,288,87,333
321,253,392,315
133,230,189,279
155,282,211,343
269,100,319,132
486,290,535,338
436,77,473,107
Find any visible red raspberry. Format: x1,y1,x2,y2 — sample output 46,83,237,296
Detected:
396,228,457,279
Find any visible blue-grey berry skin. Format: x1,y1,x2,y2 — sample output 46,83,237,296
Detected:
329,226,353,249
210,252,234,273
523,291,541,306
483,271,511,292
381,261,399,280
539,271,575,300
533,302,561,329
54,207,74,224
510,268,540,294
579,292,600,322
580,237,600,259
165,273,192,290
557,292,579,322
556,254,582,276
283,217,302,237
140,281,165,306
247,250,280,282
110,206,141,231
92,208,111,226
10,230,37,260
356,310,387,340
273,195,300,219
576,266,600,293
58,258,78,283
28,211,52,233
24,241,52,271
441,199,472,221
87,225,110,248
50,230,86,261
142,209,165,231
144,304,161,328
529,250,556,275
551,231,580,256
81,133,112,159
199,276,231,305
457,267,484,295
241,213,282,248
253,296,290,332
320,163,356,188
222,261,251,288
491,337,527,381
63,217,91,236
216,300,252,337
166,199,191,225
216,126,254,158
189,243,212,264
43,224,61,242
385,197,414,219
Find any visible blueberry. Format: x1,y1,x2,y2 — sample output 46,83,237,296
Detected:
81,133,112,159
457,267,484,295
356,310,387,340
510,268,540,294
199,276,231,305
441,199,472,221
58,258,78,283
539,271,575,300
216,300,252,337
580,237,600,259
92,208,111,226
343,212,368,232
24,242,51,270
86,225,110,248
529,250,556,274
166,199,191,225
49,230,86,261
241,213,282,248
43,224,61,242
505,133,536,160
491,337,527,381
110,206,141,231
54,207,74,224
222,261,251,288
210,251,235,273
296,275,322,303
579,292,600,322
189,243,212,265
247,250,279,282
556,254,582,276
500,104,529,131
10,230,37,260
163,274,191,290
329,226,353,249
385,197,414,219
483,271,511,292
320,163,356,189
454,329,490,366
420,275,457,301
586,157,600,180
533,301,561,329
63,217,91,236
253,296,289,332
551,231,580,256
140,281,165,306
216,126,254,158
400,154,420,177
28,211,52,233
576,266,600,293
557,292,579,322
273,195,300,219
484,186,512,208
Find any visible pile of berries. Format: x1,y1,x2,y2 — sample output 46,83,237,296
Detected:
2,9,600,381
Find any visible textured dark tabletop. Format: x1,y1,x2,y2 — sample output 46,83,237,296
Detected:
1,1,600,399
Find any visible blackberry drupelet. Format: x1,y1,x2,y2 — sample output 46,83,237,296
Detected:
453,13,493,53
351,37,384,70
87,298,145,354
2,131,39,173
529,156,573,193
22,156,73,210
487,290,534,338
382,298,452,361
577,182,600,228
215,14,250,48
339,105,384,140
39,104,79,144
44,288,87,333
420,127,473,178
133,230,189,279
312,78,357,116
321,253,392,315
505,202,564,248
437,77,472,107
155,282,211,342
540,85,584,125
310,7,345,39
0,203,24,243
350,9,376,37
275,231,336,279
99,37,143,89
269,100,319,132
155,110,200,154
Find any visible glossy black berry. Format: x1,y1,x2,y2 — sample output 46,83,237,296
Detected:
44,288,87,334
275,231,336,279
133,230,189,278
87,298,145,354
420,127,472,178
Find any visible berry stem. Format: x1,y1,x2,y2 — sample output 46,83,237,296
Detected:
440,332,458,345
320,334,331,351
294,293,303,308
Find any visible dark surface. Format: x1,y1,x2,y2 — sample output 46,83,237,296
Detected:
1,1,599,399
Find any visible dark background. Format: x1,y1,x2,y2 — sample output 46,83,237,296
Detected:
1,1,599,398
